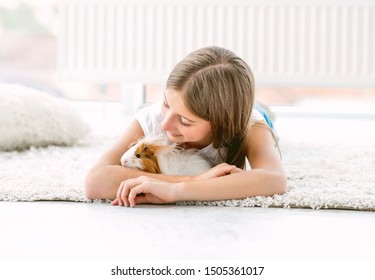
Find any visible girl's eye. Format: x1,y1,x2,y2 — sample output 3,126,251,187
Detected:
181,122,192,127
163,100,169,108
180,118,193,127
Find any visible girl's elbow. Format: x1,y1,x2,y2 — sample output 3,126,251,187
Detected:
84,170,102,199
274,173,287,195
263,171,287,196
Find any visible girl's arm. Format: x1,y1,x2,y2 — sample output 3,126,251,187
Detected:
84,119,190,200
118,122,286,207
176,122,286,201
177,169,285,201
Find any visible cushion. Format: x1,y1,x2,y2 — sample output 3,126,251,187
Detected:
0,83,90,151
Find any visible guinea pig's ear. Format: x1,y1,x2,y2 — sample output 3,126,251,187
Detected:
143,146,154,154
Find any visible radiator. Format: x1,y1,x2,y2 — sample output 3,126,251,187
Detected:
57,0,375,87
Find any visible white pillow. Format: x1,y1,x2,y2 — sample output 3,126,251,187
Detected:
0,83,91,151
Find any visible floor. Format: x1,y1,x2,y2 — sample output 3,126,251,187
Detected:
1,100,375,262
0,202,374,260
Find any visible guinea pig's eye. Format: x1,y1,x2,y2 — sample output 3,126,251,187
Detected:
135,154,141,158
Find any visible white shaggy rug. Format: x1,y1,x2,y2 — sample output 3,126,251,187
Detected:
1,132,374,211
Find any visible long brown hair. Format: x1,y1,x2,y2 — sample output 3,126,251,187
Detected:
166,46,255,169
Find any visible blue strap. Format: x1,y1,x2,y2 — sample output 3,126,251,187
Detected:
255,103,274,129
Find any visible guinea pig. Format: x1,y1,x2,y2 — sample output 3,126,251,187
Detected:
120,134,212,176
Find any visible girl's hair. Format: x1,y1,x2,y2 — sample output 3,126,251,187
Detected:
166,46,255,169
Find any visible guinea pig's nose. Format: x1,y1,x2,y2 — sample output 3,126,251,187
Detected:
122,159,128,166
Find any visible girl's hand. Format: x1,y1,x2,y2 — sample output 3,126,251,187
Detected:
111,176,177,207
193,163,243,181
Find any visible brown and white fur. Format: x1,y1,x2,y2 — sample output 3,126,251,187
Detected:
120,134,212,176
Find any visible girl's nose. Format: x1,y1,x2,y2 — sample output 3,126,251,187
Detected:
161,112,174,132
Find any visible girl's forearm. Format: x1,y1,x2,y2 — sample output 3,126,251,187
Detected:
175,169,287,202
84,165,190,200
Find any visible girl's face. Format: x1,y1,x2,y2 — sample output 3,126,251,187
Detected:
161,89,213,149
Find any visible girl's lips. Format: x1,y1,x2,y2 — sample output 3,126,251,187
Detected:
167,131,182,137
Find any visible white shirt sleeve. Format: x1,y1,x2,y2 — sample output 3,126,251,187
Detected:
135,100,165,136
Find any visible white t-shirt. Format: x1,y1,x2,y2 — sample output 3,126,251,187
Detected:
135,100,265,167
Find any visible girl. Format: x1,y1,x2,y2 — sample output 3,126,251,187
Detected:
85,46,286,207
